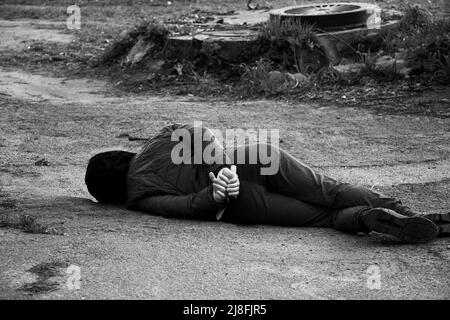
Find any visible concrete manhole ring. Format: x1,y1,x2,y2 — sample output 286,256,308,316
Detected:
270,2,381,31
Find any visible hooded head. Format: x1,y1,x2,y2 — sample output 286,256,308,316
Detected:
85,150,136,204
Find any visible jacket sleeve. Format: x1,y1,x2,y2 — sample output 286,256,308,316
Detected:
132,185,227,220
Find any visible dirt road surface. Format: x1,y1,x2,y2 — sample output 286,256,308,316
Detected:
0,17,449,300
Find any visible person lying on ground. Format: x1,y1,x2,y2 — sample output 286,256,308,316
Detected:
85,123,449,244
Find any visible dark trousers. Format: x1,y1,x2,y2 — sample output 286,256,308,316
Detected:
224,145,412,233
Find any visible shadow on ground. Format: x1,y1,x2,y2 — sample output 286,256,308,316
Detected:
1,195,449,299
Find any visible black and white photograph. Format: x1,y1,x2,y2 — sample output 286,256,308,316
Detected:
0,0,449,305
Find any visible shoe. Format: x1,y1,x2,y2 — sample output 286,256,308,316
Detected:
420,213,450,236
362,208,439,243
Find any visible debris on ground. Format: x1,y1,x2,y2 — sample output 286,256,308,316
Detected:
19,261,70,294
116,133,148,141
34,158,50,166
91,3,448,98
0,214,65,235
124,36,154,65
333,63,366,77
1,2,448,100
374,55,412,77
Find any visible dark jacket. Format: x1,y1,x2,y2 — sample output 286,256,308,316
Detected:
126,124,228,220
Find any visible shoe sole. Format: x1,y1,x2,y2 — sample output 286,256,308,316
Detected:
422,213,450,236
365,209,438,244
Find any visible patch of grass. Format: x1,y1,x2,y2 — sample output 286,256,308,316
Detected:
20,215,52,234
20,281,60,294
259,18,323,73
0,213,65,235
0,188,18,209
397,4,434,31
241,58,276,95
354,5,450,84
240,58,300,96
19,261,70,294
28,261,70,278
405,20,450,84
1,198,18,209
260,16,316,41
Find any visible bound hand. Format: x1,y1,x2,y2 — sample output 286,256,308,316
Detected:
217,166,239,198
209,172,227,202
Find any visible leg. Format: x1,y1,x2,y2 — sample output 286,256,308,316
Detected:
224,181,438,243
265,147,414,216
225,180,367,232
